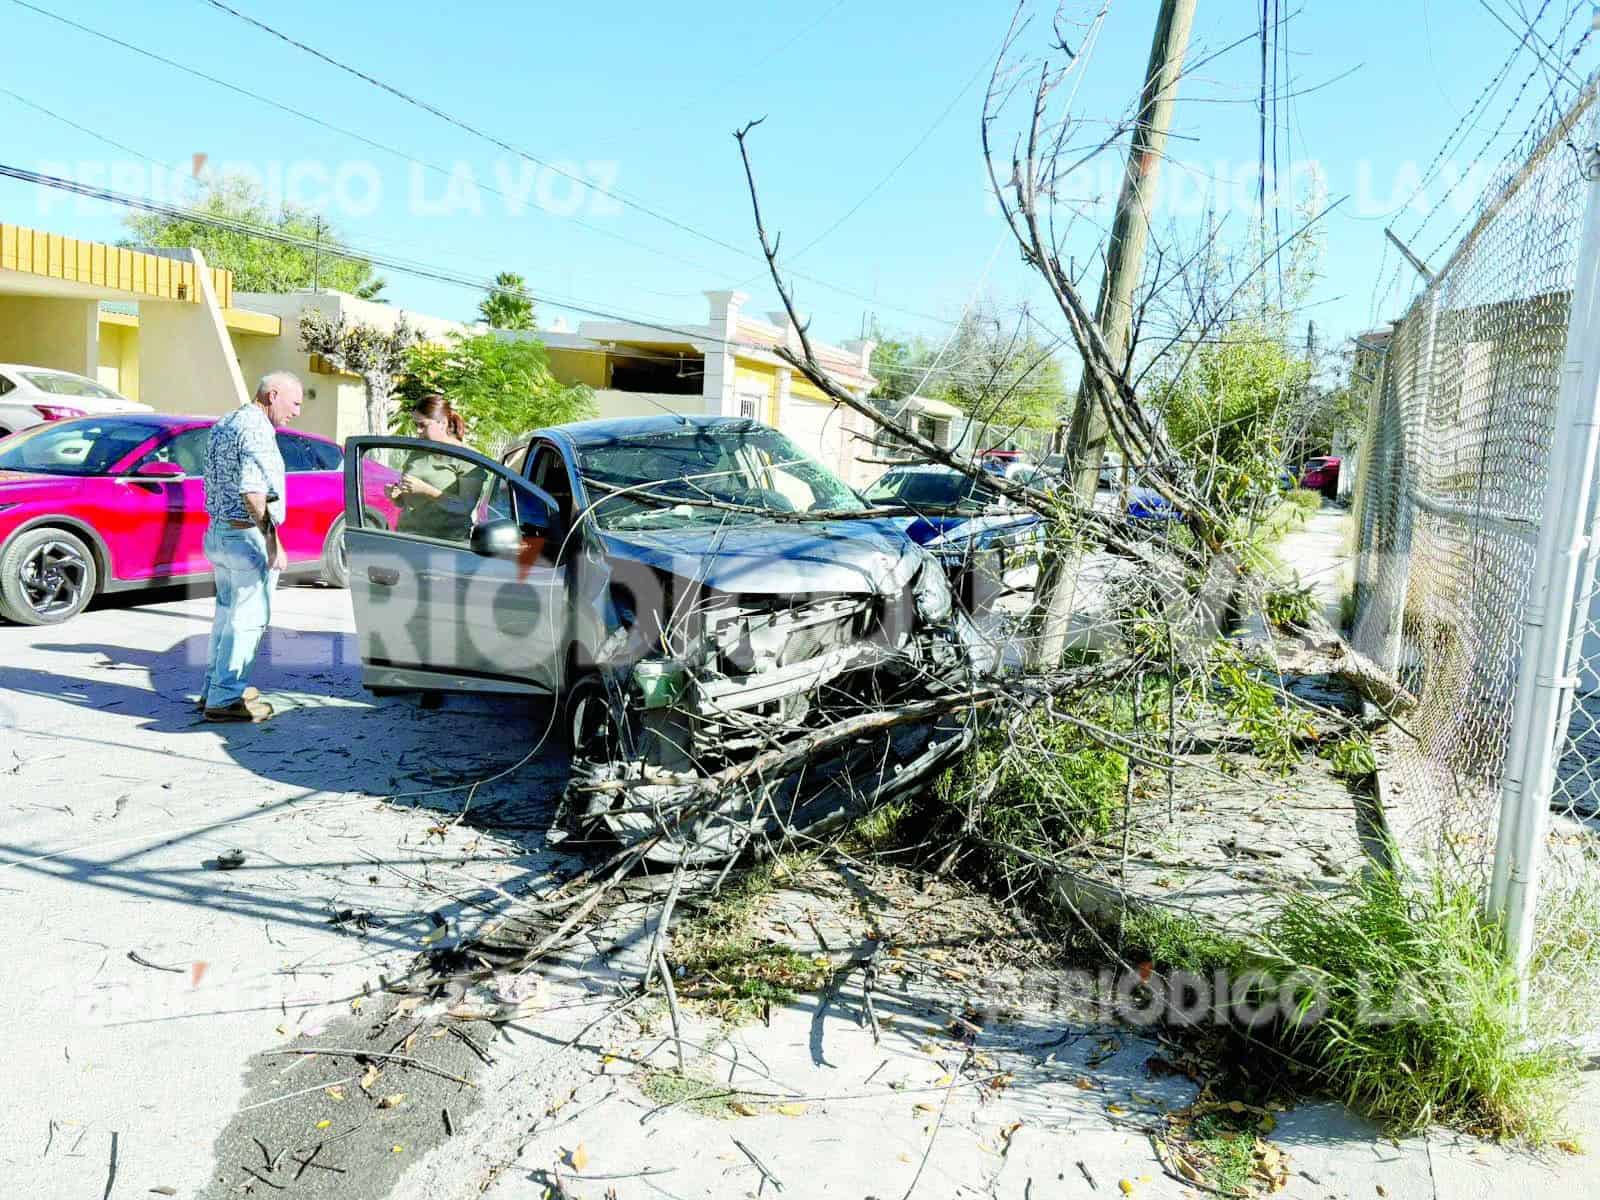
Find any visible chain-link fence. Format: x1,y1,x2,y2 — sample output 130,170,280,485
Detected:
1349,80,1600,1019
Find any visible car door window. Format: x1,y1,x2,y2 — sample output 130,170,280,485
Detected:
307,439,342,472
354,443,495,548
138,427,210,476
528,445,574,526
0,374,13,396
276,432,316,473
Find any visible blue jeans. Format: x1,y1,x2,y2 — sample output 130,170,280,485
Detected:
201,524,279,708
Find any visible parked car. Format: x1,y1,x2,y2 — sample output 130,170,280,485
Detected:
342,415,995,862
1126,484,1182,522
0,364,151,437
978,448,1029,475
864,464,1044,608
0,414,387,625
1300,455,1341,497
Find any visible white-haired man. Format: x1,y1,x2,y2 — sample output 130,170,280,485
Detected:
198,372,304,722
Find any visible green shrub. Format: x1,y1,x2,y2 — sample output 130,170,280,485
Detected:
1263,578,1318,629
1327,736,1377,781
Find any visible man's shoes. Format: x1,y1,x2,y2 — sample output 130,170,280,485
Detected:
196,686,259,711
204,697,275,723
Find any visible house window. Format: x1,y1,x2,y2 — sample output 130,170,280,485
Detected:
739,394,759,420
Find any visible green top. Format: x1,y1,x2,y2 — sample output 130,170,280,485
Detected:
396,450,489,542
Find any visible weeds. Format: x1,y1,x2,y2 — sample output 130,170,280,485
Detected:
638,1067,753,1118
1257,868,1574,1140
1119,906,1250,975
1286,487,1323,514
1188,1110,1264,1195
671,854,832,1022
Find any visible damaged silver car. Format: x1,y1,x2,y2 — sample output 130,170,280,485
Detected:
343,415,996,862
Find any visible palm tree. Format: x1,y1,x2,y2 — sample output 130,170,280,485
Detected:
478,271,536,331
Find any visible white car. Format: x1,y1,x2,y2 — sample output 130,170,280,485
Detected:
0,365,151,437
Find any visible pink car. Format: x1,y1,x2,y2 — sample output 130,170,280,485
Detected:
0,414,397,626
1300,455,1341,497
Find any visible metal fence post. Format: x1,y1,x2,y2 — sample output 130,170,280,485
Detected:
1489,143,1600,984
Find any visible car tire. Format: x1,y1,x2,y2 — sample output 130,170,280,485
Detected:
0,527,99,626
564,672,624,758
319,516,351,589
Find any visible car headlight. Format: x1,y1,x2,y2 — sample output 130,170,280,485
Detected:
914,559,954,624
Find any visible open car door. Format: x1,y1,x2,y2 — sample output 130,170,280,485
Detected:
342,436,567,697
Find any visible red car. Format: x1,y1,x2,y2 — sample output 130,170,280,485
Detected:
0,414,388,626
1299,455,1342,497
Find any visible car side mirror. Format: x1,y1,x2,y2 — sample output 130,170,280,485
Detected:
133,461,187,480
470,518,523,558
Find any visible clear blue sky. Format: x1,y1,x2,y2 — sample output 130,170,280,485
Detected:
1,0,1593,370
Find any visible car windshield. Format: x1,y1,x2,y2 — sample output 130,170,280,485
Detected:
578,423,866,530
865,469,991,511
20,371,120,399
0,418,166,476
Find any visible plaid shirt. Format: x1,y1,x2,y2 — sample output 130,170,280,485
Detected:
204,404,286,525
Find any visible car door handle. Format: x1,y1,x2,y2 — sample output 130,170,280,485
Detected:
368,566,400,587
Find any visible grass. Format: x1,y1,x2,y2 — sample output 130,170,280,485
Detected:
1188,1111,1261,1195
851,799,913,852
670,854,833,1022
1120,906,1250,975
1256,867,1575,1140
638,1067,753,1118
1286,487,1324,514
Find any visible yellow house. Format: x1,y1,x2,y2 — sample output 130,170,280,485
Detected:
0,221,477,445
0,221,256,417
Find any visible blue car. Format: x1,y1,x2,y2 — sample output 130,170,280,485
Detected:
1127,484,1181,522
864,464,1044,605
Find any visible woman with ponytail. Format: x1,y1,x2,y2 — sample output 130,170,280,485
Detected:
388,393,488,541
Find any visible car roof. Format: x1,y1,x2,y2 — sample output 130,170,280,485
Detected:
38,412,338,445
0,363,99,377
540,413,767,449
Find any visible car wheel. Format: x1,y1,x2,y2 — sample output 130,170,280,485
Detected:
564,672,626,759
0,527,98,626
319,516,351,589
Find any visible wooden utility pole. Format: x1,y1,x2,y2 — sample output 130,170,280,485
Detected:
1062,0,1199,501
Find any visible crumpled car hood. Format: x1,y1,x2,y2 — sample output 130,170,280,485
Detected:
598,517,927,596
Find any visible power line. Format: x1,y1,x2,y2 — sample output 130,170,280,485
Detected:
1,0,747,282
194,0,961,327
6,0,962,331
0,160,1056,390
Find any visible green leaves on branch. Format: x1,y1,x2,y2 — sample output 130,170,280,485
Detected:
1153,323,1311,522
399,332,595,450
